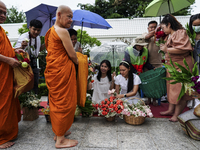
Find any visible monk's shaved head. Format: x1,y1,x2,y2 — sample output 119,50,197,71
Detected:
0,1,6,8
0,0,7,24
56,5,72,15
55,5,73,28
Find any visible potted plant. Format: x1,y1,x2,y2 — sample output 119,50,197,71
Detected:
20,91,43,121
41,105,51,123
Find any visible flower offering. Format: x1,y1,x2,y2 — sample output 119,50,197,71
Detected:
14,52,30,68
41,106,50,115
97,97,124,118
121,102,153,118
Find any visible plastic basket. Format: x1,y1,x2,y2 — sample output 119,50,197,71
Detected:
139,67,166,99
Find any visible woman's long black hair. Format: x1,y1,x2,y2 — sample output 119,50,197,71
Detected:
189,13,200,34
161,14,183,31
119,61,134,93
97,60,112,82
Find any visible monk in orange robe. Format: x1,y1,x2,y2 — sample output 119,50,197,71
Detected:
0,1,23,149
44,5,78,148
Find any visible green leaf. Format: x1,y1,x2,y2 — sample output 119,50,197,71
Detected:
16,53,23,61
177,84,185,102
183,58,190,71
170,81,179,84
192,62,198,76
174,62,192,76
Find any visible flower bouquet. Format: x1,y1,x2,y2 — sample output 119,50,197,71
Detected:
121,98,153,125
14,52,30,68
163,58,199,101
185,23,196,47
41,106,51,123
155,27,167,62
97,97,124,121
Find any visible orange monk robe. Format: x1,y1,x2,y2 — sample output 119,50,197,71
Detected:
76,52,88,107
0,26,21,145
44,26,77,136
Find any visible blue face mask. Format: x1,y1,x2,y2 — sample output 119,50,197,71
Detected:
192,25,200,33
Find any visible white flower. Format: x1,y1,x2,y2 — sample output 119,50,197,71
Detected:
24,38,29,42
86,93,91,97
33,100,37,104
33,104,38,107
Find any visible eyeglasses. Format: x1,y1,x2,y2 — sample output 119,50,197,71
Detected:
0,10,7,16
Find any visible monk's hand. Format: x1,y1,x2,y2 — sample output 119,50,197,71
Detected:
15,49,25,54
8,57,21,68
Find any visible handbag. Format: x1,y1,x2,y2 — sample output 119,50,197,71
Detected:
13,53,34,98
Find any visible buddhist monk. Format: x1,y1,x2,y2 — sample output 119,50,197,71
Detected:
44,5,78,148
0,1,23,149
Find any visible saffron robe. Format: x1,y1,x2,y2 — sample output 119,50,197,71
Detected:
44,26,77,136
0,26,21,145
76,52,88,107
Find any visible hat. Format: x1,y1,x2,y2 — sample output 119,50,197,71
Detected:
131,36,148,47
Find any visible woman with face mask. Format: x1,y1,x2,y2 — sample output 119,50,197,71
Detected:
189,13,200,72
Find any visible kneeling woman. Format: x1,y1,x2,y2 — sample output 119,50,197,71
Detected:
88,60,115,104
115,61,141,104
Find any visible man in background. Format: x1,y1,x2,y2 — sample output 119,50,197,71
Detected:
15,19,45,94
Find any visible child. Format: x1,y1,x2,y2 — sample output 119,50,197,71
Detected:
115,61,141,104
88,60,115,103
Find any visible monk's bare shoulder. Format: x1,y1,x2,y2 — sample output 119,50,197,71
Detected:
54,26,70,39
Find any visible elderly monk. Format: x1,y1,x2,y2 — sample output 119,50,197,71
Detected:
44,5,78,148
0,1,23,149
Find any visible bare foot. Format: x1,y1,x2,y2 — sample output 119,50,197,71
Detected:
55,138,78,149
160,111,173,116
169,116,178,122
0,142,15,149
54,131,71,141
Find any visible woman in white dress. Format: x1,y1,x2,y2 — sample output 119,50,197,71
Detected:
115,61,141,104
88,60,115,103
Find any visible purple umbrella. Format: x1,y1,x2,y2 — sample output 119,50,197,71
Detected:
25,3,57,36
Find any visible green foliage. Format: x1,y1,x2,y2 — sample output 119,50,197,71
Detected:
18,24,29,35
78,95,94,117
163,58,199,101
185,23,196,47
78,0,193,19
77,29,101,51
4,6,26,23
38,83,48,96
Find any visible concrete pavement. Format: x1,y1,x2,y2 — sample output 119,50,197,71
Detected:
5,115,200,150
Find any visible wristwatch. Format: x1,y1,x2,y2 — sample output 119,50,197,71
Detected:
124,94,127,97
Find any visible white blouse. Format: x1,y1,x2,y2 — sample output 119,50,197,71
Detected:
115,73,141,104
92,75,111,103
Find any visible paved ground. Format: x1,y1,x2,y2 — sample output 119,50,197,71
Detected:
4,115,200,150
4,96,200,150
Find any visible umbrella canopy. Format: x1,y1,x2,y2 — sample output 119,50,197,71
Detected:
52,9,112,44
90,42,128,67
144,0,195,17
25,3,57,36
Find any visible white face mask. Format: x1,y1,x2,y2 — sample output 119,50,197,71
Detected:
192,25,200,33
